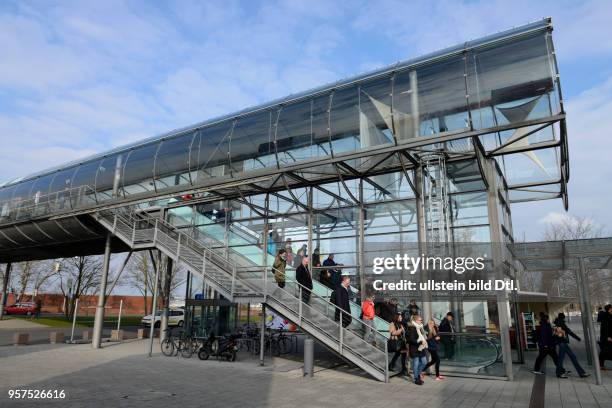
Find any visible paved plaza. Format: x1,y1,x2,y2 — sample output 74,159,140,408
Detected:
0,332,610,408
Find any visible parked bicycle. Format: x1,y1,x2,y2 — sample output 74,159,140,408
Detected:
161,329,197,358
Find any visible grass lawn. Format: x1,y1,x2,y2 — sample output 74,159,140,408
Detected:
6,315,144,328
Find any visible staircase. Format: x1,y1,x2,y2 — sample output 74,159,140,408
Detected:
93,209,389,382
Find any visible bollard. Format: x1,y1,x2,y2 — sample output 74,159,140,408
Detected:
13,332,29,346
137,328,147,339
82,331,92,341
49,332,65,344
303,337,314,377
110,329,124,342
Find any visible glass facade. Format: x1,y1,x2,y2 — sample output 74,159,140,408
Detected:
0,19,571,380
0,19,565,226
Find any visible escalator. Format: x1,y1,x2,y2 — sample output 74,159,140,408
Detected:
168,204,391,336
94,208,390,382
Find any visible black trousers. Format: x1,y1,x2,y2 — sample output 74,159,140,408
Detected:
424,349,441,376
390,351,407,374
534,346,559,371
301,290,311,304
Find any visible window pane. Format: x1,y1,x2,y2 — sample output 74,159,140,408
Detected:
276,100,316,165
230,111,274,174
359,75,394,148
95,153,123,202
415,56,469,135
451,192,489,227
48,167,77,211
0,185,15,221
192,122,232,184
155,132,193,191
330,86,359,155
122,143,159,197
468,32,555,130
71,159,102,207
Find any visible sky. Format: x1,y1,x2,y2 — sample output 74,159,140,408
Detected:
0,0,611,241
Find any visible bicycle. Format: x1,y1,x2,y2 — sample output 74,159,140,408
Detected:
161,329,195,358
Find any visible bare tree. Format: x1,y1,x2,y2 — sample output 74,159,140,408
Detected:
127,252,185,315
56,256,103,319
15,261,34,302
31,260,57,296
540,214,607,308
127,252,154,315
543,214,604,241
11,261,56,301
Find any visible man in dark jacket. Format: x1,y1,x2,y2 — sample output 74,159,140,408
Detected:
331,275,352,328
554,312,589,377
296,256,313,304
600,304,612,369
533,314,564,377
439,312,456,359
322,254,343,288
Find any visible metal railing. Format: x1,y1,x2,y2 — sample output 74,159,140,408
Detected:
96,208,389,381
0,184,98,224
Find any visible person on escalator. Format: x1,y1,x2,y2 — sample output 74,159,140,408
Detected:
284,238,294,265
319,268,333,289
296,256,313,304
331,275,352,328
273,249,287,289
362,295,375,344
322,254,343,288
293,244,308,268
312,247,321,269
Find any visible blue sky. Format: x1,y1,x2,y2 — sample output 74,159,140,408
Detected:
0,0,611,241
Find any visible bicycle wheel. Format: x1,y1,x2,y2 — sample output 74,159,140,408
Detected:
277,337,291,354
181,338,194,358
198,346,210,360
161,338,174,357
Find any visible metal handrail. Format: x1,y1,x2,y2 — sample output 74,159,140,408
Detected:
265,273,388,374
257,267,389,347
102,208,388,378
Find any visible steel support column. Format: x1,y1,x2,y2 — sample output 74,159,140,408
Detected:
485,159,514,380
415,165,431,321
92,233,112,349
148,251,162,357
576,257,602,384
259,304,266,366
0,263,12,320
160,257,173,342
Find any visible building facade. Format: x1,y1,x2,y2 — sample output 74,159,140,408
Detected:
0,18,568,381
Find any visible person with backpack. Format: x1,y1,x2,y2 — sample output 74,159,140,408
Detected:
553,312,589,378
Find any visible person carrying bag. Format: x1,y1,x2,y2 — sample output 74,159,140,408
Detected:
388,312,408,376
